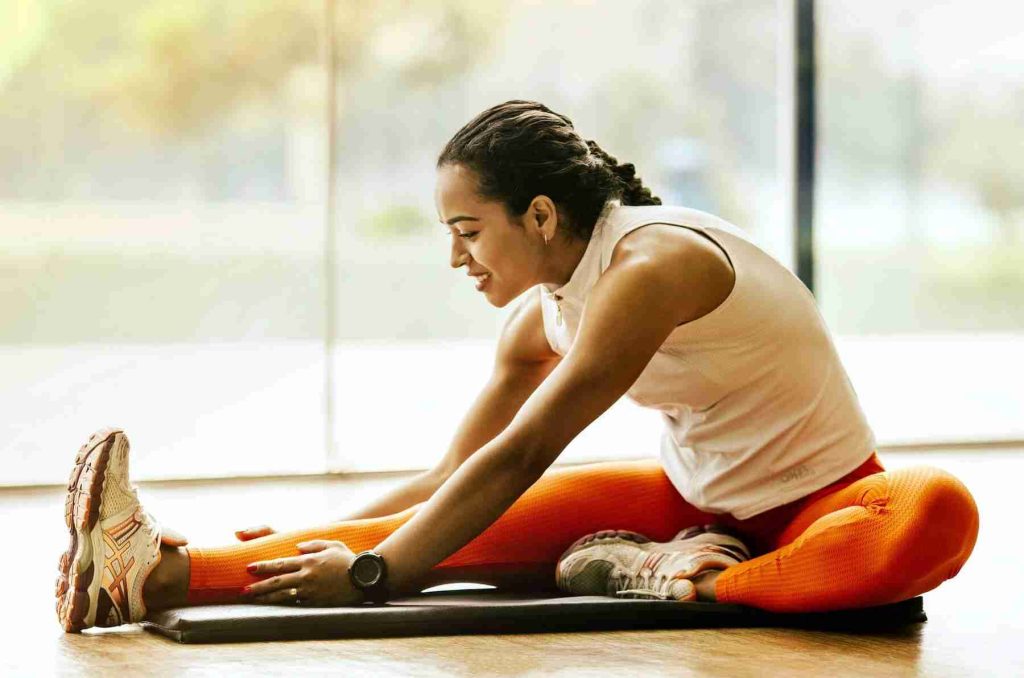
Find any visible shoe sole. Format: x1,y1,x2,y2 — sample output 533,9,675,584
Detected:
55,428,122,633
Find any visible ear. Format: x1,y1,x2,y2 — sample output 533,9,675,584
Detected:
528,195,559,241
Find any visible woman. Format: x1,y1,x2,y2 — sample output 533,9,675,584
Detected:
56,100,979,632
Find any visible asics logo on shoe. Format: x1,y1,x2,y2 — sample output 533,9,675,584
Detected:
97,512,144,626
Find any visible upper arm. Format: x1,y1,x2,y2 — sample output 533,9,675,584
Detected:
494,290,561,376
430,292,560,481
501,229,732,471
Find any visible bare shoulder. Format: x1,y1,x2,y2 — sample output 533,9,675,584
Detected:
609,223,736,326
495,291,561,371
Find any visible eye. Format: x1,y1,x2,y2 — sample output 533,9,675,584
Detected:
458,232,478,239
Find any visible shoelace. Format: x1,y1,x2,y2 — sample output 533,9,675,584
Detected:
134,507,163,557
124,473,160,553
613,570,677,600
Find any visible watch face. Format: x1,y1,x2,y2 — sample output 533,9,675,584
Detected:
352,555,383,587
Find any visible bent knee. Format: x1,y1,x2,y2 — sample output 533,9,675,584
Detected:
890,466,979,570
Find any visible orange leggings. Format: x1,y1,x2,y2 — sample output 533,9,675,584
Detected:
186,452,979,612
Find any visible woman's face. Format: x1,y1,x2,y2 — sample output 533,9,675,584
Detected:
435,164,554,308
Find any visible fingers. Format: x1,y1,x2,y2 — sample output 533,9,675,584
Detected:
243,572,304,600
235,525,275,542
249,587,306,606
247,556,303,578
160,527,189,547
295,539,344,554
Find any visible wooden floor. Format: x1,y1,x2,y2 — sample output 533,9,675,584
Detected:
4,447,1021,677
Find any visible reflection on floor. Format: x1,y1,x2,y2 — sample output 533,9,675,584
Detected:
4,447,1020,676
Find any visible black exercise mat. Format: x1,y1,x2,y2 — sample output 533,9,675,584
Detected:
142,590,926,643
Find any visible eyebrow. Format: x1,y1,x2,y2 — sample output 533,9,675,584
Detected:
441,215,481,226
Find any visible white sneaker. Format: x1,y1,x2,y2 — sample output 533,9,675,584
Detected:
555,525,751,602
56,428,163,632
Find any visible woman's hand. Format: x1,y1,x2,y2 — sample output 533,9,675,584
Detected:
242,540,364,607
235,525,276,541
159,526,189,547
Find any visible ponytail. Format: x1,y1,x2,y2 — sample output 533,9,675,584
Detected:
585,140,662,207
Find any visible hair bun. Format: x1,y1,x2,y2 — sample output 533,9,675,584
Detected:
616,162,637,182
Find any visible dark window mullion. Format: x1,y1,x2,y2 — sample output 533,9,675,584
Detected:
795,0,816,294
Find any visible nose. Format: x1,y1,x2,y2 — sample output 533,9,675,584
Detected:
450,235,469,269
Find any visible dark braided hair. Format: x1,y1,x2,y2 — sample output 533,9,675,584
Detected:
437,100,661,242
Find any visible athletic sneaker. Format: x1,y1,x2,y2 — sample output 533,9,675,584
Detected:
555,524,752,601
55,428,163,632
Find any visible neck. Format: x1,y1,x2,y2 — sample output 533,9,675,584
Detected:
541,235,589,292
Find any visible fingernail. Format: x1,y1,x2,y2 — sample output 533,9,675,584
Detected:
246,565,257,574
241,586,251,595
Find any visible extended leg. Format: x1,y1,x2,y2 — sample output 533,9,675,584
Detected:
171,459,714,607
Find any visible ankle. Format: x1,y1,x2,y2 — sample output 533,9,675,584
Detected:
142,546,190,611
692,570,720,602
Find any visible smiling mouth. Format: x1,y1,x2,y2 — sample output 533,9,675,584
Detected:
474,273,491,290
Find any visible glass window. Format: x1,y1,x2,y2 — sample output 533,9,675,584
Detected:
329,0,784,471
819,1,1024,444
0,2,327,483
1,0,792,482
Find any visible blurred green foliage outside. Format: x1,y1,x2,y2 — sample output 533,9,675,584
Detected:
1,0,1021,345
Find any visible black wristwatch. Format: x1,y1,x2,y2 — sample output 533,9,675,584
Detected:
348,550,389,604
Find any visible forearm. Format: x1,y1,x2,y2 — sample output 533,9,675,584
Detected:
374,435,545,597
339,470,444,521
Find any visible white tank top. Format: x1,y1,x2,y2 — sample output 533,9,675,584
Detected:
538,200,877,520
